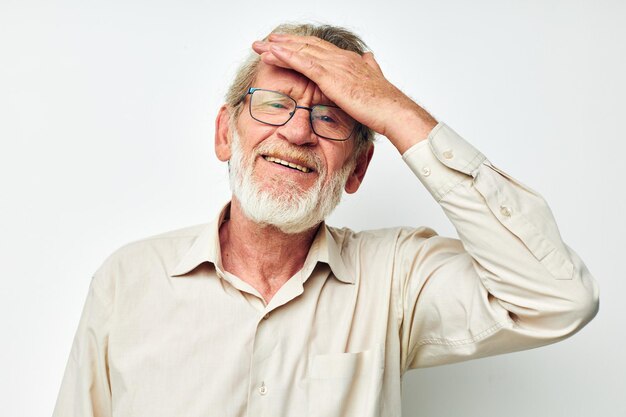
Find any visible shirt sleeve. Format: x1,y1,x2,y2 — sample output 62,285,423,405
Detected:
395,122,599,371
52,262,114,417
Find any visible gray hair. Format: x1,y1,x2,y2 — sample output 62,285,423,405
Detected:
225,23,375,158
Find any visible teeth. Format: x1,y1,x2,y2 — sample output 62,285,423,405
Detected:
264,156,311,173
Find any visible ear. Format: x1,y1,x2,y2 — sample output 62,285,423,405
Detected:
215,105,232,162
344,142,374,194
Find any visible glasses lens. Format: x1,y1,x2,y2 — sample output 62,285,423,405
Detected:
250,90,295,125
311,105,355,140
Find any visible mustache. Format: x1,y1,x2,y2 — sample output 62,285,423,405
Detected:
253,140,324,173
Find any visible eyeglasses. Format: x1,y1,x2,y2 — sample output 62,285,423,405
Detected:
241,88,356,141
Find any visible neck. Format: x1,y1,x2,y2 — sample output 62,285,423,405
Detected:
219,198,320,303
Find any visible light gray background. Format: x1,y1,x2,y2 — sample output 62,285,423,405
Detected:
1,0,624,416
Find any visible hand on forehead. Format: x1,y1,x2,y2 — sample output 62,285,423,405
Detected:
251,32,411,139
253,33,343,69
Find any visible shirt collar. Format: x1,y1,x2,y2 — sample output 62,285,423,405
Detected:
169,201,354,284
314,222,353,284
169,201,229,277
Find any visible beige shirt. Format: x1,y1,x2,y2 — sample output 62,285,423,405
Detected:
52,122,599,417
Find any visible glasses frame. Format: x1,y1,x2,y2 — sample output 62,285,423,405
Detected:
241,87,356,141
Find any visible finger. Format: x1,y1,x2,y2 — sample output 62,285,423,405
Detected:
253,40,309,70
252,40,271,55
267,33,333,50
254,40,330,74
259,51,294,70
269,41,328,60
254,40,327,62
268,43,327,79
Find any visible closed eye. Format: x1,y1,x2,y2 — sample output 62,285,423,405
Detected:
315,115,337,124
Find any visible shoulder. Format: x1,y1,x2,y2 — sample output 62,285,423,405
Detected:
94,223,208,280
326,223,467,272
327,224,440,251
325,224,446,267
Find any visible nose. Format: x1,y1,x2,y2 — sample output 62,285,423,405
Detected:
276,107,319,147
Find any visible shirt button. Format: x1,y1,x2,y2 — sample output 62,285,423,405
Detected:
263,313,270,320
442,149,454,159
422,167,431,176
500,205,512,217
259,382,267,395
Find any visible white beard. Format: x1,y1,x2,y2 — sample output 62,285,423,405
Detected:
228,129,355,234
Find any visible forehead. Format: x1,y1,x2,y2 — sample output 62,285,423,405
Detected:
253,62,334,105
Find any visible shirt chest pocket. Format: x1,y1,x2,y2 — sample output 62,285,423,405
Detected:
307,345,385,417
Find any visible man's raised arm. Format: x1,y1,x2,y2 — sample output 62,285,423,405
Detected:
254,33,599,369
394,122,598,368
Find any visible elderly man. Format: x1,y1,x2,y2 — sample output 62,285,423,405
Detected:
53,23,599,417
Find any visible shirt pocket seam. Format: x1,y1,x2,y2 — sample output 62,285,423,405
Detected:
309,345,384,379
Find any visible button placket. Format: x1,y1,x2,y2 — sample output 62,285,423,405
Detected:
246,314,272,415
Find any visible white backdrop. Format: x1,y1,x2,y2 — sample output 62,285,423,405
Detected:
1,1,624,416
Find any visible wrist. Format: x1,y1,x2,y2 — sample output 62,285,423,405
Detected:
385,104,438,154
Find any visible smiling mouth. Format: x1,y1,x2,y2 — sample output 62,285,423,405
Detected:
262,155,313,173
